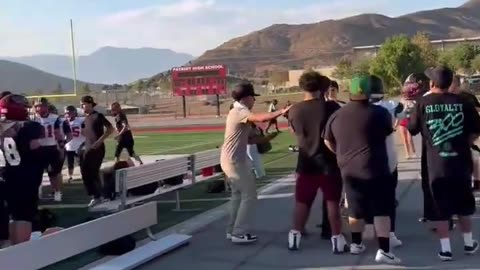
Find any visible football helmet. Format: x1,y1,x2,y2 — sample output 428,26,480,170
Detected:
402,73,430,100
0,94,31,121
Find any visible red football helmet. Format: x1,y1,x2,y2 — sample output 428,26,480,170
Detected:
0,94,31,121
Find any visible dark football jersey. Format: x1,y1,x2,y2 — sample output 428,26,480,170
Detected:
0,121,44,184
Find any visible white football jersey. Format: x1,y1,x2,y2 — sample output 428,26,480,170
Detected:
36,114,60,146
65,117,85,152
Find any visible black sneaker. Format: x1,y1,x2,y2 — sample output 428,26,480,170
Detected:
465,240,479,255
231,234,258,244
438,251,453,261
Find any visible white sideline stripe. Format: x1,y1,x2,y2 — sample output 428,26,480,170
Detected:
88,234,191,270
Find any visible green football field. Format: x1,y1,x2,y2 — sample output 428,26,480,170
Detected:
41,130,297,270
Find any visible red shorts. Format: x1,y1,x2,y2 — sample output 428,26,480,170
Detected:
399,118,409,127
295,173,342,206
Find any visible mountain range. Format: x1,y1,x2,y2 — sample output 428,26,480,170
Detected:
0,60,102,94
1,47,194,84
193,0,480,75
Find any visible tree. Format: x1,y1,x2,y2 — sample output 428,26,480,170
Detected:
472,54,480,73
333,58,371,80
370,35,425,93
450,43,479,74
438,51,455,69
352,58,372,77
81,84,91,95
332,59,353,79
411,32,438,68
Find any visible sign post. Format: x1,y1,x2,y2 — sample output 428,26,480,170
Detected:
182,96,187,118
215,94,220,117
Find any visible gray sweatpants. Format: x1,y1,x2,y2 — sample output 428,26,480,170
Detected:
221,160,258,236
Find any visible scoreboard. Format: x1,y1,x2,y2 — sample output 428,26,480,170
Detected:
171,65,227,96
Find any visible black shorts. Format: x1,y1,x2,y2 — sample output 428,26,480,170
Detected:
424,177,475,221
344,174,396,219
0,181,9,240
41,146,64,177
114,139,135,158
5,171,42,222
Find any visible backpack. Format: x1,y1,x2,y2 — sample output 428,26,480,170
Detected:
98,235,136,255
207,180,226,193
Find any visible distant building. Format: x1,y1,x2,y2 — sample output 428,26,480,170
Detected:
286,66,338,88
353,36,480,60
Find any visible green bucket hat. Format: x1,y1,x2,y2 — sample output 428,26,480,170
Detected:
349,76,372,97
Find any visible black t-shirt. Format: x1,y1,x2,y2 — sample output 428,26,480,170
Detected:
288,99,340,174
2,121,44,182
115,112,133,141
323,100,393,179
81,111,113,146
408,92,480,181
459,91,480,109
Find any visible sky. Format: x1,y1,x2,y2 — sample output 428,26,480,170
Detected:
0,0,468,57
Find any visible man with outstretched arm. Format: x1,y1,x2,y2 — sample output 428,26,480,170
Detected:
221,81,291,244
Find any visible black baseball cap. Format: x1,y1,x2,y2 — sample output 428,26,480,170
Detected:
425,66,454,90
81,95,97,107
232,81,260,101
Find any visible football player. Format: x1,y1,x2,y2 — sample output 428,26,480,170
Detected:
34,99,72,202
110,102,143,164
64,105,85,182
0,94,44,245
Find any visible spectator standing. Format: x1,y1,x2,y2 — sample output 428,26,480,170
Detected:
221,82,290,244
449,75,480,191
323,76,401,264
408,67,480,261
265,99,280,133
325,80,346,106
246,123,270,179
287,71,347,253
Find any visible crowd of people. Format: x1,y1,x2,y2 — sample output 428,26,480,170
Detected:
221,65,480,264
0,93,141,248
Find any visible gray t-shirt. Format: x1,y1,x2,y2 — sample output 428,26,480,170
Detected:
221,103,251,163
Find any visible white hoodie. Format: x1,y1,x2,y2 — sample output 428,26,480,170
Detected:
374,99,403,173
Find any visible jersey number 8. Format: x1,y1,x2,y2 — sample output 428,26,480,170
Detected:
0,138,21,167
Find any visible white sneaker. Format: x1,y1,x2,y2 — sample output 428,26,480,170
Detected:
87,198,102,207
231,234,258,244
288,230,301,250
375,249,401,264
350,243,366,255
390,233,402,248
53,192,62,202
332,235,349,254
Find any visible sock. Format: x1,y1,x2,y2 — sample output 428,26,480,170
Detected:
378,237,390,253
390,232,396,238
440,238,451,253
463,232,473,247
351,232,362,245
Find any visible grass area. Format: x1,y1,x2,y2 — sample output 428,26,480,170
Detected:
40,130,297,270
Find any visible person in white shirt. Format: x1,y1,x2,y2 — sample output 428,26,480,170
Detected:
64,105,85,182
265,99,280,133
366,75,404,247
